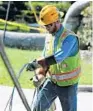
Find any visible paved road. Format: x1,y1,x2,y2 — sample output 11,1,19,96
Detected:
0,85,93,111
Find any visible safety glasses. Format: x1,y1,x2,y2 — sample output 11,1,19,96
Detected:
44,23,53,28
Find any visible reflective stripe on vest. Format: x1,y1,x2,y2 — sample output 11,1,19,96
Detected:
51,67,81,81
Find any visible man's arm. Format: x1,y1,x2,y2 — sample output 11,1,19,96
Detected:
54,35,79,63
38,35,79,66
26,35,79,71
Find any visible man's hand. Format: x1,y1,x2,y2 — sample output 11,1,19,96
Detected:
33,74,45,87
26,59,41,71
26,55,55,71
32,75,41,87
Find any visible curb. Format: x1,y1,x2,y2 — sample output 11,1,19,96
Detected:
0,85,92,92
78,85,93,92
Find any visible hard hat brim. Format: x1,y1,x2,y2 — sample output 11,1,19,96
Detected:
38,20,46,26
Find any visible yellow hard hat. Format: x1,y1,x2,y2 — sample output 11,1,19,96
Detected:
39,5,59,25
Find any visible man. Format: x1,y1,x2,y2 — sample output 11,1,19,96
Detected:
26,5,81,111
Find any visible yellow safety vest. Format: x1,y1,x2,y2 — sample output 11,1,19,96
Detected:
45,28,81,86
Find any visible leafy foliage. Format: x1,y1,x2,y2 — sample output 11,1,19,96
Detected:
77,3,92,50
0,1,92,50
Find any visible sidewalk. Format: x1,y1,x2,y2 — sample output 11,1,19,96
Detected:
0,85,93,111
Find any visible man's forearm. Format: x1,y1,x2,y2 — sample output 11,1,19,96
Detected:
38,55,57,68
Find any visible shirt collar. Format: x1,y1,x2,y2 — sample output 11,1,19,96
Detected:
53,24,64,38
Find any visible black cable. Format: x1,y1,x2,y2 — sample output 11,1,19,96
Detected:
4,64,27,111
3,1,11,40
0,1,31,111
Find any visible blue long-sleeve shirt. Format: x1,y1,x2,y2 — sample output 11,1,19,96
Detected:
42,25,79,63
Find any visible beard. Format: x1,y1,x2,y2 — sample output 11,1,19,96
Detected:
48,24,57,34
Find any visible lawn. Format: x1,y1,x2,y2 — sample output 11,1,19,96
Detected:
0,47,92,88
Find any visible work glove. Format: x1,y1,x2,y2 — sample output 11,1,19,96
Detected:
26,59,41,71
26,55,56,71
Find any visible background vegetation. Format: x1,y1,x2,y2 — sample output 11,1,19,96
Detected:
0,47,92,88
0,1,92,50
0,1,71,24
0,1,92,88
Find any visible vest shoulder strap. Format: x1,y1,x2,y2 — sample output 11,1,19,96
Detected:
61,28,78,38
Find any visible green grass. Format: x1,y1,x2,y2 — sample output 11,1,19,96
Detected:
0,47,92,88
79,59,92,85
0,47,41,88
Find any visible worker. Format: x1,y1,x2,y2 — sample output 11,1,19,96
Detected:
26,5,81,111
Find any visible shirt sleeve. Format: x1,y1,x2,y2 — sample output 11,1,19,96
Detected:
54,35,79,63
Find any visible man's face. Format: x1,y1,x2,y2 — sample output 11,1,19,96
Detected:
44,22,57,34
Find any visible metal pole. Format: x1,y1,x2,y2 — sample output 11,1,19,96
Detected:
3,1,11,39
0,1,31,110
0,36,31,111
